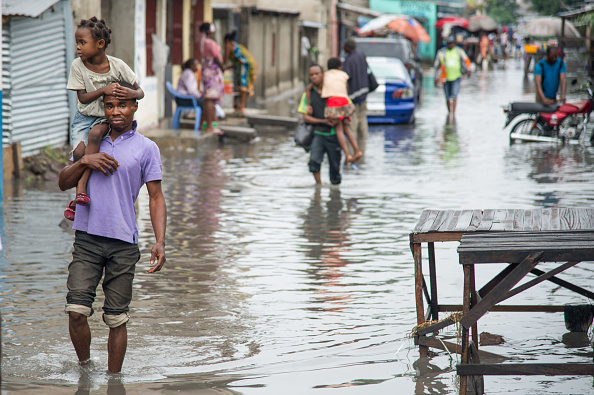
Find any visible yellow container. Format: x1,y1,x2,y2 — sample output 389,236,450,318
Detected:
524,43,538,54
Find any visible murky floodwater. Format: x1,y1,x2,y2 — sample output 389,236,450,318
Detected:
3,61,594,394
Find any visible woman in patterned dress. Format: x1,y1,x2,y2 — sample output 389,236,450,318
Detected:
200,23,225,134
223,31,257,115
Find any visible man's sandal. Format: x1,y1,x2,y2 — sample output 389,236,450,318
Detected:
75,193,91,206
64,200,76,221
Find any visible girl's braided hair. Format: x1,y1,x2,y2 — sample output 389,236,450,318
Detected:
78,17,112,48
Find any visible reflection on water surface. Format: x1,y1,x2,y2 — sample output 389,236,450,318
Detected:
2,62,594,394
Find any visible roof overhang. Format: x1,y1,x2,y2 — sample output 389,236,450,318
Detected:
3,0,61,17
337,3,382,18
558,5,594,19
298,20,327,29
248,6,300,17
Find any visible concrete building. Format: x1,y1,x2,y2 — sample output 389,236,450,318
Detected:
213,0,331,98
2,0,359,164
71,0,213,130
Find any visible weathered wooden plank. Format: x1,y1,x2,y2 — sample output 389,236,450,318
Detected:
454,210,475,231
478,263,518,298
417,336,506,360
459,235,594,244
429,210,451,232
523,209,533,231
587,209,594,228
569,207,583,230
460,230,594,238
461,242,594,250
443,210,462,232
411,232,464,243
551,208,561,230
436,211,455,232
501,209,515,231
416,318,457,336
460,265,472,395
439,304,566,312
461,238,594,246
460,249,594,264
490,209,507,231
500,261,580,302
466,209,484,231
530,268,594,300
413,243,425,329
541,208,552,231
459,252,543,329
457,363,594,376
418,210,440,233
512,209,524,231
414,208,594,235
559,207,573,230
460,237,594,247
428,242,439,321
458,231,594,246
477,209,495,231
412,209,431,233
578,208,592,230
532,209,542,231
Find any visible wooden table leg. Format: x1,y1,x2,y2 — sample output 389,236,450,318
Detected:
460,264,472,395
470,264,478,350
428,242,439,321
413,242,427,356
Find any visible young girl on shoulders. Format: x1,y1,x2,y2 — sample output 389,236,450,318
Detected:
305,57,363,165
65,17,144,220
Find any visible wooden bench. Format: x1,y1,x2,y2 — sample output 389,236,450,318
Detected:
456,231,594,394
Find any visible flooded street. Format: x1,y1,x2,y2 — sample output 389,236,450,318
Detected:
3,61,594,394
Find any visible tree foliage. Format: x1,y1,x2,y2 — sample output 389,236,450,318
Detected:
485,0,518,25
530,0,582,16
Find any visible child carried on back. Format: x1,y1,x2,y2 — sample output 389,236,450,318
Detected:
64,17,144,220
306,57,363,164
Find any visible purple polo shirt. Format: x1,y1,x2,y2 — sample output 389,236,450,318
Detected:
73,121,162,244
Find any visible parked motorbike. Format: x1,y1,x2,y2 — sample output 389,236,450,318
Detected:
504,79,594,145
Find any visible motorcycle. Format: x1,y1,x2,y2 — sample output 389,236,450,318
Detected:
503,79,594,145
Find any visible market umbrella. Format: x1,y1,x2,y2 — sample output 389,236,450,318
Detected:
467,15,498,32
435,16,469,29
359,14,431,42
517,17,580,38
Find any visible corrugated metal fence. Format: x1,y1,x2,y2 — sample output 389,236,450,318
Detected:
4,4,70,157
3,23,12,147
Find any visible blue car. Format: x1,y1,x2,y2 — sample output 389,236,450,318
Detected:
366,57,416,124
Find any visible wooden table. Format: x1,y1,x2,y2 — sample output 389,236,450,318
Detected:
409,208,594,357
457,230,594,394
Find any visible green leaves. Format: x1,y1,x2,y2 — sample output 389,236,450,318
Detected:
485,0,518,25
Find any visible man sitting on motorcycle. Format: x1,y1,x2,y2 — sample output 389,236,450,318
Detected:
534,46,566,106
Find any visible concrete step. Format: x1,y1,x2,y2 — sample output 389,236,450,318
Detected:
219,125,257,141
246,114,299,129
